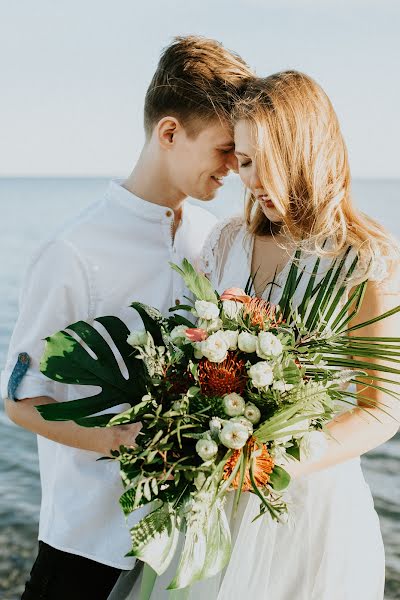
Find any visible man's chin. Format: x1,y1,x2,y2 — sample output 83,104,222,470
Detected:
192,189,218,202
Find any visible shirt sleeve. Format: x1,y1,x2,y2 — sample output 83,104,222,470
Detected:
1,238,92,401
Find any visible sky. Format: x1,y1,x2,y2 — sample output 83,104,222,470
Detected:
0,0,399,178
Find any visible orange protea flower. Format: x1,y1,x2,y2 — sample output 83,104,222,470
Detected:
223,438,274,491
198,352,247,397
243,298,282,329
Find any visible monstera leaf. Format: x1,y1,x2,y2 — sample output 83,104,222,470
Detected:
37,316,148,424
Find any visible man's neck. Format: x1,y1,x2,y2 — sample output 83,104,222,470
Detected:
122,148,186,217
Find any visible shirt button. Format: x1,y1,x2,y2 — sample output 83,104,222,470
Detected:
165,210,172,218
175,298,181,306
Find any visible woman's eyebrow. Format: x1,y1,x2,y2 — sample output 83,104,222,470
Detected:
235,151,249,156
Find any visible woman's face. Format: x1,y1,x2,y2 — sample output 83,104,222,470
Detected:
234,119,282,224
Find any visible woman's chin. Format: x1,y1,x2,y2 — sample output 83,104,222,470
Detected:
261,207,282,224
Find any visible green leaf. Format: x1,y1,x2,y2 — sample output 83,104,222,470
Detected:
269,465,291,491
282,358,302,384
170,259,218,304
130,302,167,346
278,249,302,320
305,258,339,331
298,255,322,317
286,444,300,460
345,304,400,334
126,504,180,575
38,316,147,422
199,502,232,579
168,305,195,313
108,397,153,426
167,518,207,590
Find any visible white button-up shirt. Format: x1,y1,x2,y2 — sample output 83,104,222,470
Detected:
1,180,217,569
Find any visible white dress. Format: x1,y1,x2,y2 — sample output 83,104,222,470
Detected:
108,216,385,600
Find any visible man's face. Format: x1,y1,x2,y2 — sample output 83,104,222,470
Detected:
168,119,237,201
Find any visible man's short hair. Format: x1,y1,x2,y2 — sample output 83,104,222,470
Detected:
144,35,253,138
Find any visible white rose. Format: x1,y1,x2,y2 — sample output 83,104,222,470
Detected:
200,331,229,363
223,393,245,417
249,361,274,389
127,330,148,347
219,421,249,450
195,300,220,321
223,329,238,351
244,402,261,424
299,431,328,461
238,331,258,353
170,325,189,345
222,300,243,321
230,416,254,436
256,331,283,360
196,438,219,461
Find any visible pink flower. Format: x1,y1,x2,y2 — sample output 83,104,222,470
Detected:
220,287,251,304
185,328,208,342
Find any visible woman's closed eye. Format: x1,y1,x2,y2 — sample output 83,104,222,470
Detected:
239,161,251,168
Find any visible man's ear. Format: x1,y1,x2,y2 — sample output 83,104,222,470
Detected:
156,117,182,149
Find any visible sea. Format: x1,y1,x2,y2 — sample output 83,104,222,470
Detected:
0,177,399,599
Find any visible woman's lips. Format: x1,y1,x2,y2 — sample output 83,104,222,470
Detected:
258,195,275,208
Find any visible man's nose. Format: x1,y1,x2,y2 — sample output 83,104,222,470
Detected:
225,152,239,174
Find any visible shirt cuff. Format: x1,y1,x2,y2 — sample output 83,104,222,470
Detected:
1,369,57,401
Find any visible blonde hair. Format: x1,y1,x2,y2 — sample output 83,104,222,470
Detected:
233,71,399,280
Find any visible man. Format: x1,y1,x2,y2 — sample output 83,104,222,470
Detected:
2,36,252,599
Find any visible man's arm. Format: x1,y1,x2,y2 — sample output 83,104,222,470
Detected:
2,238,141,456
4,395,141,456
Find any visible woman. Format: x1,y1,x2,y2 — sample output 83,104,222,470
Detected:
109,72,400,599
199,71,400,599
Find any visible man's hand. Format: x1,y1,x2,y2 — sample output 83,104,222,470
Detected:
108,421,143,455
4,395,142,456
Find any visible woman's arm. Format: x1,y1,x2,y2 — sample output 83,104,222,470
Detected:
286,263,400,479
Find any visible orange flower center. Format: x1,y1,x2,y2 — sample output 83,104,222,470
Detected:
223,437,274,491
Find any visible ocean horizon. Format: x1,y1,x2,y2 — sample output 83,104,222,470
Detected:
0,176,399,599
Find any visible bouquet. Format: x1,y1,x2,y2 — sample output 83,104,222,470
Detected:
37,250,400,591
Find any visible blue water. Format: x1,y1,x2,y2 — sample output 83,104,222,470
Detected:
0,177,399,599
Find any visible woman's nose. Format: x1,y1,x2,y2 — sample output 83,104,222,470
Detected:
249,167,261,190
225,151,239,173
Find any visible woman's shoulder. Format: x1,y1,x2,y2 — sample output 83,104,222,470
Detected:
207,214,245,246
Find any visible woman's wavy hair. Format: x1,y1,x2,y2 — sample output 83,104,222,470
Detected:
233,71,399,279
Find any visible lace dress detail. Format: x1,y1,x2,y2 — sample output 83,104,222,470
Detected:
198,215,244,287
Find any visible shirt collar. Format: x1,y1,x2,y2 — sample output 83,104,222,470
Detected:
105,179,186,224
